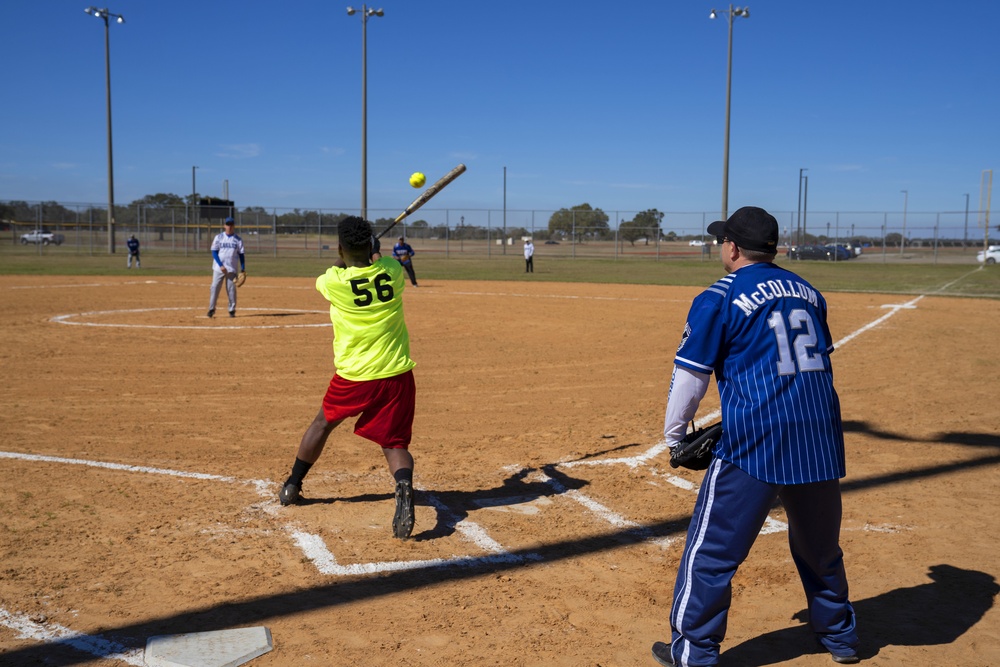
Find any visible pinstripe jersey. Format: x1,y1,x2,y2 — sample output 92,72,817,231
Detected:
674,262,845,484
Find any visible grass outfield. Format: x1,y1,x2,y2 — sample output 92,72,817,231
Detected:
1,248,998,298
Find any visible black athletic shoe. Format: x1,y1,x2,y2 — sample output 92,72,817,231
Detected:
229,310,236,318
392,480,415,538
279,482,300,506
830,654,860,664
650,641,674,666
207,309,215,318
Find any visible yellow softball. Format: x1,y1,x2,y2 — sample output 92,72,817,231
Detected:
409,172,426,188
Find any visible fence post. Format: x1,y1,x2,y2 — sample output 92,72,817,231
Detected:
934,213,939,264
615,211,622,260
881,214,887,263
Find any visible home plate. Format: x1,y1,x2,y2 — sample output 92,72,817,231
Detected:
144,627,273,667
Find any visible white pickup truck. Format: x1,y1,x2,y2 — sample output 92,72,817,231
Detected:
20,229,65,245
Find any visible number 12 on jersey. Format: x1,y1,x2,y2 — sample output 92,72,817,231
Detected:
768,308,825,375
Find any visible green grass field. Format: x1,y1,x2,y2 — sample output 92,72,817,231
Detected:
2,245,998,298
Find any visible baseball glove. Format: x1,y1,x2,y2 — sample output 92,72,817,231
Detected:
235,271,247,288
669,421,722,470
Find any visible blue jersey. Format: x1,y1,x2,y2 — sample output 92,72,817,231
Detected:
392,242,415,264
674,262,845,484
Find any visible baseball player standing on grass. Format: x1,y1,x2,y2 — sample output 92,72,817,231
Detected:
392,236,418,287
207,217,245,318
278,216,418,539
126,235,140,268
651,207,859,667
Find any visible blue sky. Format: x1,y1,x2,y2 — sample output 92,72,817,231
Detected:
3,0,998,223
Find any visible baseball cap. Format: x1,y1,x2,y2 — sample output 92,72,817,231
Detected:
706,206,778,253
224,217,234,225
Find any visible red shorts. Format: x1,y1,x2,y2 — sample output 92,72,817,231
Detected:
321,371,415,449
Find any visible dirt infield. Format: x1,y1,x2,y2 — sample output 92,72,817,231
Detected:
1,275,998,666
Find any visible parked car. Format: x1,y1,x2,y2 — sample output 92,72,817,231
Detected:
544,240,560,245
787,244,833,260
20,229,64,245
847,240,864,256
688,239,706,246
826,244,852,261
977,244,1000,265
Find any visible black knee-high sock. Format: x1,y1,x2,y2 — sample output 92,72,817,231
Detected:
286,458,313,486
393,468,412,484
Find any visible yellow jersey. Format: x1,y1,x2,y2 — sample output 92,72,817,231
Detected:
315,256,415,381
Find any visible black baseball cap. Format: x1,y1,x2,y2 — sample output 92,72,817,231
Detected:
707,206,779,253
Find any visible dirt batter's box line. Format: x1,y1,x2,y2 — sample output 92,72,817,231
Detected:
5,292,926,579
0,451,583,576
0,608,144,666
0,448,671,577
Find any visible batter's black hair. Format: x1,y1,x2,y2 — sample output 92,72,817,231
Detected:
338,216,373,255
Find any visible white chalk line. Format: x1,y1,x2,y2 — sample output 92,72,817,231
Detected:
0,281,926,657
537,471,679,549
835,296,925,349
50,307,330,330
0,608,144,665
0,450,241,483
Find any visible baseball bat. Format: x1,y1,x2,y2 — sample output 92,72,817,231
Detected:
376,164,467,239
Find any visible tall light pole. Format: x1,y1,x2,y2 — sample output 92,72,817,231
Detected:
802,174,808,241
85,6,124,254
347,5,384,221
797,168,807,244
900,189,908,255
710,5,750,222
192,166,198,247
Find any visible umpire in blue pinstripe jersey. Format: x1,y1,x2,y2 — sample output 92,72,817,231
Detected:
651,207,859,667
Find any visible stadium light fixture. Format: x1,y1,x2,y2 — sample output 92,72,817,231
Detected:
710,5,750,222
347,5,385,221
84,6,125,254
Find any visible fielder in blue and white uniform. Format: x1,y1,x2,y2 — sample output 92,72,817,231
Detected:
392,236,418,287
126,235,140,269
651,207,859,667
207,217,245,318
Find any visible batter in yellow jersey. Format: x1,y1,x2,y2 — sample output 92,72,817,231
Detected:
316,256,415,381
278,216,418,540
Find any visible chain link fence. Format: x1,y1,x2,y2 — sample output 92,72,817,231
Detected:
2,200,996,263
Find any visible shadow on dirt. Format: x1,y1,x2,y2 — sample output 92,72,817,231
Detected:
722,564,999,665
291,464,590,541
5,424,998,665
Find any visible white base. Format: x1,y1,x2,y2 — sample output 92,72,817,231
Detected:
144,627,273,667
